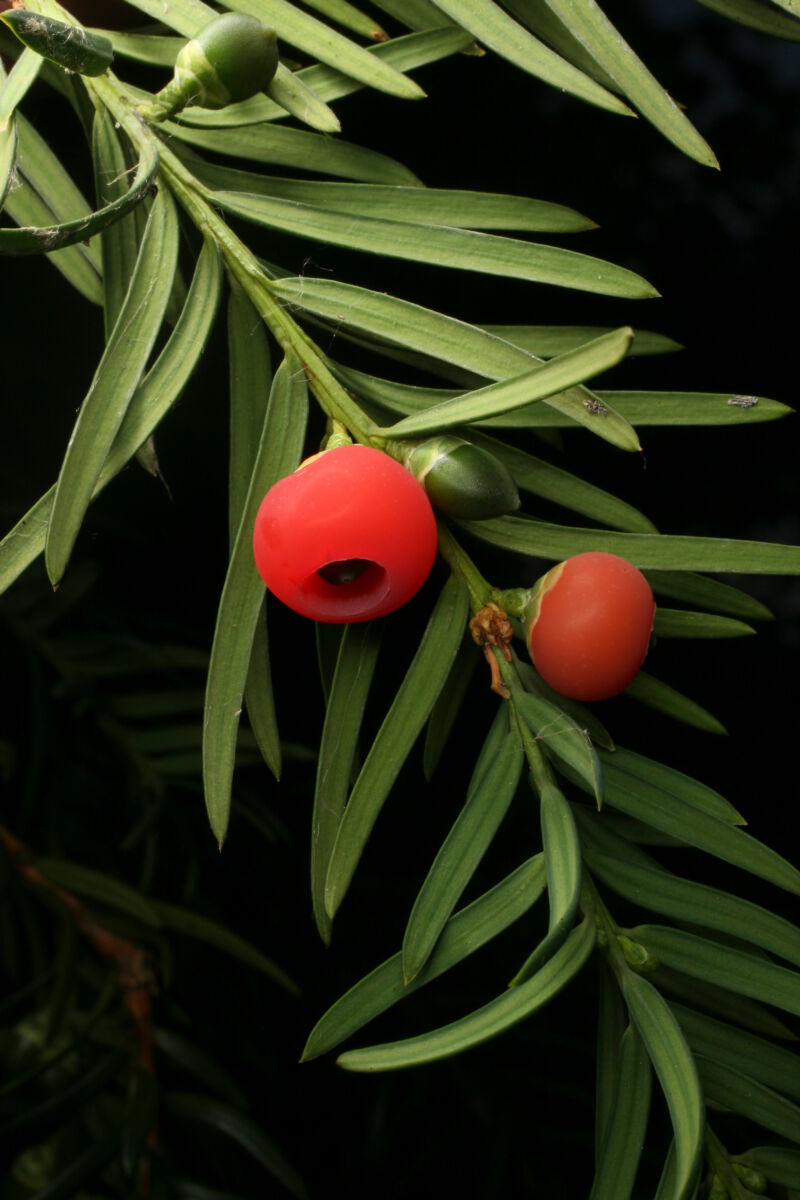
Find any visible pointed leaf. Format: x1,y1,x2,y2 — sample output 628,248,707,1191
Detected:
598,389,793,425
457,514,800,574
578,814,800,967
324,574,470,920
645,570,772,621
427,0,634,114
671,1003,800,1102
402,713,523,982
266,61,341,132
471,432,657,533
204,356,309,847
595,960,628,1158
483,323,681,357
93,107,141,338
590,1023,652,1200
168,121,419,185
163,1093,307,1198
655,966,798,1041
299,0,388,41
152,901,298,994
337,915,595,1070
35,858,161,926
0,114,158,254
633,925,800,1018
216,190,655,300
187,164,595,232
45,185,179,584
735,1147,800,1189
312,620,383,944
653,609,755,638
618,969,704,1200
423,633,478,778
0,9,113,75
693,0,800,39
540,0,717,166
375,329,635,437
270,276,641,449
303,855,547,1060
697,1055,800,1143
0,47,42,133
623,671,727,735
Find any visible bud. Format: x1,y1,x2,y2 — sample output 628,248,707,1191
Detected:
140,13,279,120
402,436,520,519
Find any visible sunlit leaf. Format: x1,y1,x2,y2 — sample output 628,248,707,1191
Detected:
0,47,42,134
539,0,718,166
312,619,383,944
168,121,420,185
204,355,308,847
590,1023,652,1200
266,61,341,131
617,968,703,1200
302,855,547,1060
426,0,634,114
374,329,634,437
482,324,681,357
324,574,470,921
336,915,595,1070
457,513,800,574
402,710,523,982
623,671,727,735
271,276,641,448
187,164,595,231
300,0,388,41
45,184,179,585
216,190,655,300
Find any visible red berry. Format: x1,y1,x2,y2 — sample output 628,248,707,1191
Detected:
525,552,655,701
253,444,438,623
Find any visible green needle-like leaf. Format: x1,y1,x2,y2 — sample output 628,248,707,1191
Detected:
423,633,478,778
0,61,19,211
45,185,179,585
0,8,113,75
633,925,800,1018
597,747,744,825
93,107,141,338
271,276,641,449
0,47,42,134
578,814,800,966
623,671,727,735
483,324,681,357
598,389,793,425
501,656,604,804
595,961,628,1158
375,328,634,437
301,0,389,40
0,241,221,595
266,61,341,132
336,915,595,1070
471,432,657,533
697,1056,800,1144
37,858,162,926
645,570,773,621
402,712,523,982
590,1023,652,1200
458,514,800,574
0,113,158,255
204,355,309,847
735,1147,800,1190
302,855,547,1060
151,902,299,994
312,620,383,945
540,0,718,166
168,121,420,185
187,164,595,232
323,574,469,921
672,1003,800,1102
693,0,800,40
163,1094,307,1198
656,966,798,1042
216,191,656,300
427,0,634,114
617,969,704,1200
653,609,755,638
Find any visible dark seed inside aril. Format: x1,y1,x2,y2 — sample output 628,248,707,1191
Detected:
317,558,374,586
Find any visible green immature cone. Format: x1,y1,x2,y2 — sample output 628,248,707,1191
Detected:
402,436,520,520
140,13,279,121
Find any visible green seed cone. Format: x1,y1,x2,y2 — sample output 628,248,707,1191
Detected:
142,13,278,120
405,436,520,519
